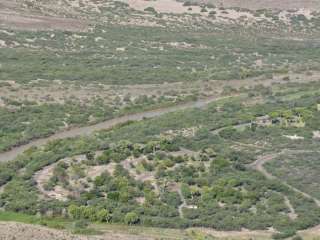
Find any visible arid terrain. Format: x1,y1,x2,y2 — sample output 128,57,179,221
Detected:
0,0,320,240
205,0,320,10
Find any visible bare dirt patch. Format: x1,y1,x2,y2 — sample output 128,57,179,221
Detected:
118,0,318,26
313,131,320,139
0,10,88,32
191,227,275,239
34,153,125,201
299,224,320,240
284,195,298,220
206,0,320,10
1,71,318,111
0,221,154,240
34,157,74,201
121,156,157,183
120,0,202,14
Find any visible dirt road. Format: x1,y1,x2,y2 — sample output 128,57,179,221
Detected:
250,149,320,207
178,188,186,218
0,95,233,163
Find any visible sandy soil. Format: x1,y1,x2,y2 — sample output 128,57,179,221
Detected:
192,227,275,238
87,165,111,179
0,0,318,33
170,148,198,157
0,0,88,31
0,220,276,240
0,79,205,108
0,9,88,31
1,70,318,109
299,224,320,239
120,0,320,13
120,0,202,14
34,157,73,201
206,0,320,10
284,195,298,220
3,220,320,240
0,221,153,240
118,0,318,26
313,131,320,139
34,154,113,201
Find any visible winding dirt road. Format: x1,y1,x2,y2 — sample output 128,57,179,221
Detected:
250,149,320,207
0,95,234,163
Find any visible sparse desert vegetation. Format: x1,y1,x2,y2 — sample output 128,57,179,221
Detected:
1,0,320,240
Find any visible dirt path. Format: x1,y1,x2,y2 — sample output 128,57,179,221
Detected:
177,188,187,218
249,149,320,207
177,185,199,218
211,122,251,135
0,95,234,163
284,195,298,220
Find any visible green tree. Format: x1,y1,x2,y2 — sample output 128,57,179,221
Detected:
96,209,111,222
124,212,140,225
68,205,81,219
181,183,191,199
85,151,95,161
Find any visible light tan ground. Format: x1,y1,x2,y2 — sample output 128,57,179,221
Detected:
120,0,320,13
0,10,88,31
35,164,70,201
192,227,274,239
120,0,202,14
34,154,112,201
0,79,209,109
0,221,277,240
119,0,318,25
34,146,200,201
204,0,320,10
299,224,320,240
0,222,153,240
5,220,320,240
0,0,88,32
2,70,313,108
0,220,284,240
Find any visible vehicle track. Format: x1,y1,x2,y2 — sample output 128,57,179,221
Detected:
249,149,320,207
177,188,187,218
0,95,235,163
